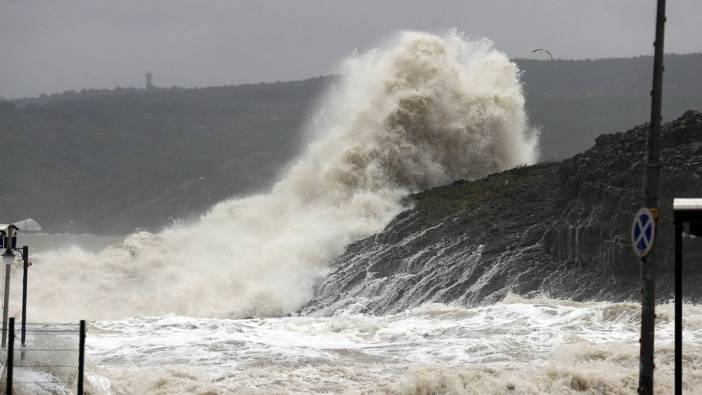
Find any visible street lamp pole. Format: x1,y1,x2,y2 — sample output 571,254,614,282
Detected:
2,226,16,348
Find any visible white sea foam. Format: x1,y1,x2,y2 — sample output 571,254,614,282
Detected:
24,31,537,320
74,300,702,394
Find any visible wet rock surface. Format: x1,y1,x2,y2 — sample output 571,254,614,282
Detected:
303,110,702,315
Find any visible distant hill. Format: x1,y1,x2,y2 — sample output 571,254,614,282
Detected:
515,54,702,159
0,54,700,234
0,78,330,233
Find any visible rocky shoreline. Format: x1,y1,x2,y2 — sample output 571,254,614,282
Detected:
303,110,702,315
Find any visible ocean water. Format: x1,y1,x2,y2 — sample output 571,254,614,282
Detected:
80,297,702,394
18,233,122,254
12,234,701,393
8,31,683,394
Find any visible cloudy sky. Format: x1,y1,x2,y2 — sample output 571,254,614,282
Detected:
2,0,701,98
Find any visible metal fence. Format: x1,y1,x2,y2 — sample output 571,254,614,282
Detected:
1,318,85,395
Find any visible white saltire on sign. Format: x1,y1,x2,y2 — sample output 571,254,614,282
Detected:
631,207,656,258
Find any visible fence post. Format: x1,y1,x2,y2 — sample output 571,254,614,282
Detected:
6,317,14,395
20,246,28,348
77,320,85,395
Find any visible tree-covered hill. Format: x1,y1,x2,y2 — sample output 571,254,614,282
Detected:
516,54,702,158
1,54,701,234
0,78,330,233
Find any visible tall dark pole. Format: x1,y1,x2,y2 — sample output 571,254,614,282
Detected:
6,317,14,395
1,248,12,349
638,1,666,394
78,320,86,395
674,215,683,395
20,246,28,347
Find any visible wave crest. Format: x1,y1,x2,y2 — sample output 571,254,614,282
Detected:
28,31,537,320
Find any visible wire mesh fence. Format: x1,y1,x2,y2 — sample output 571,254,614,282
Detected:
0,319,85,395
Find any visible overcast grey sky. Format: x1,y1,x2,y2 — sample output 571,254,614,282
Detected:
1,0,701,98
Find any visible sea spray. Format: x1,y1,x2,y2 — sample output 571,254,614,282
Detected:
27,31,538,320
83,300,702,394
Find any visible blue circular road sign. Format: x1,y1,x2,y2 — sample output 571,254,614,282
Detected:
632,207,656,257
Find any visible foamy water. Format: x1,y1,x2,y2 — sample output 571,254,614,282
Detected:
75,298,701,394
14,30,677,395
27,30,536,321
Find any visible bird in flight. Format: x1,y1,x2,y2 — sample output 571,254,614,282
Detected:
531,48,554,61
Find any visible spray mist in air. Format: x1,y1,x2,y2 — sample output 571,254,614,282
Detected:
28,31,538,320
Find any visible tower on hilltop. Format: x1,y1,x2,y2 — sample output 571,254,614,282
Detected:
145,72,154,90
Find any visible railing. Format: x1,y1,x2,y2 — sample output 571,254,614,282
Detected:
1,318,86,394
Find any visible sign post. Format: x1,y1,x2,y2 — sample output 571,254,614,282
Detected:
638,1,666,393
632,208,656,258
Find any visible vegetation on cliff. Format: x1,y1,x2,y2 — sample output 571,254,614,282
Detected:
1,55,701,233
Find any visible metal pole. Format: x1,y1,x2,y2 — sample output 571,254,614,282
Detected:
6,317,14,395
78,320,86,395
674,215,683,395
639,1,666,394
1,252,11,349
20,247,27,348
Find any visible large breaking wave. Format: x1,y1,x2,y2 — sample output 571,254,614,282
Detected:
27,31,537,320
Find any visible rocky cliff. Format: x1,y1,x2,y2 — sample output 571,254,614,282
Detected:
303,111,702,315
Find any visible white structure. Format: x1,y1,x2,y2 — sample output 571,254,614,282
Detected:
0,219,42,233
673,198,702,211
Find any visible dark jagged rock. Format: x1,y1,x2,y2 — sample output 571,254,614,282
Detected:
302,110,702,315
